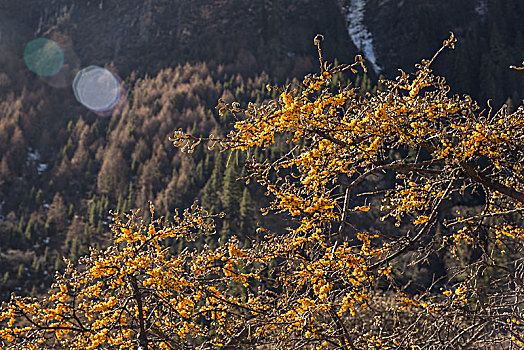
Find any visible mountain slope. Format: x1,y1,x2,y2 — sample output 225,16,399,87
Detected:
1,0,523,300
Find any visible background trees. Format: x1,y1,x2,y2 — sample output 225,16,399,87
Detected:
2,34,524,349
2,0,524,304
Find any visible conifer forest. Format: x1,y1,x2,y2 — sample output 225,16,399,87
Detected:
1,1,524,349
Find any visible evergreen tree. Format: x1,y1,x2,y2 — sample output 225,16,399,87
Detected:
220,158,243,236
201,152,224,214
239,187,256,235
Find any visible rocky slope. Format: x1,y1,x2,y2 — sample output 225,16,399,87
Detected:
2,0,356,78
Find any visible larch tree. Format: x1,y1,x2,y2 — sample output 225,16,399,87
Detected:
2,33,524,349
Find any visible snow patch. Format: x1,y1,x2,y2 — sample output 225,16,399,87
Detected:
26,149,40,163
475,0,488,16
345,0,381,73
26,148,47,174
37,163,48,173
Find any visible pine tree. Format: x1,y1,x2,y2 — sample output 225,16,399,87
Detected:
220,159,243,237
222,159,242,221
239,187,256,235
201,152,224,214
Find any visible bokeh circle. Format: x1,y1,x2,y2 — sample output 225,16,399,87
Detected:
72,66,125,116
23,38,64,77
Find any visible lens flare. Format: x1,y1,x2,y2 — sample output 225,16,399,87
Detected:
72,66,125,116
24,38,64,77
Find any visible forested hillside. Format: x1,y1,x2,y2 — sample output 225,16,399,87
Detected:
0,0,523,304
2,31,524,348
